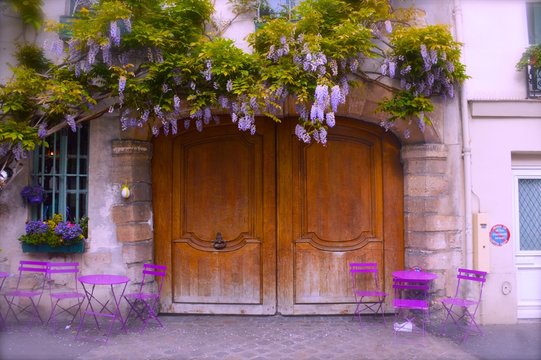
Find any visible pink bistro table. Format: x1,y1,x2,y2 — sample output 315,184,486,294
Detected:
0,272,9,328
392,270,438,309
76,274,129,343
392,270,438,282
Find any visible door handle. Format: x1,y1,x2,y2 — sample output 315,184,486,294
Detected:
213,232,226,250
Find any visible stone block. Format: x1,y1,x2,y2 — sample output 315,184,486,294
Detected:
405,214,461,232
116,223,152,243
83,251,113,267
405,231,448,250
403,159,447,175
111,158,151,183
404,196,441,214
446,231,463,249
401,144,448,161
111,203,152,224
122,240,153,265
405,248,462,272
404,175,449,197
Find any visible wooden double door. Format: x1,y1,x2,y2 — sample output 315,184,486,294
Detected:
153,117,404,315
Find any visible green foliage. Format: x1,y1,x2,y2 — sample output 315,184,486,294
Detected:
0,120,43,152
14,43,51,73
19,228,62,246
5,0,44,30
0,0,469,189
516,43,541,71
389,25,468,84
376,91,434,123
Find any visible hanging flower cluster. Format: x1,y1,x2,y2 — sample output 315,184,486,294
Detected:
377,25,468,132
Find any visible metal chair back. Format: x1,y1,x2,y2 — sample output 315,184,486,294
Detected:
46,262,85,330
4,260,48,324
123,263,167,333
392,277,430,335
349,262,387,325
441,268,488,342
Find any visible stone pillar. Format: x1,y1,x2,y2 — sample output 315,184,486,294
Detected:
110,140,153,283
402,144,463,299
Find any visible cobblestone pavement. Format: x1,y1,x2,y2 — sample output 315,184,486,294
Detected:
0,315,540,360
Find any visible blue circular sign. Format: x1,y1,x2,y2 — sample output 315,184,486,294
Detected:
489,224,510,246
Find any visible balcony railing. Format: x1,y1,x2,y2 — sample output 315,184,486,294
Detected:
527,64,541,99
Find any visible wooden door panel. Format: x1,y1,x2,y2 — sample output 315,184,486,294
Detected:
173,242,261,303
294,242,383,303
278,118,403,315
154,119,276,314
302,133,382,244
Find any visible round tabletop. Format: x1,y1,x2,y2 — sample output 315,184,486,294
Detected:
392,270,438,281
79,274,129,285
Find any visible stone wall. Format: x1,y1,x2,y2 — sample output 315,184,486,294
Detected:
402,144,464,307
110,139,154,290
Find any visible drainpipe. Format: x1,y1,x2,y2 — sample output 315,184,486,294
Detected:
453,0,473,269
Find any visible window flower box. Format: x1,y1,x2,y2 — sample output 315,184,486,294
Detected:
22,241,85,253
19,214,88,253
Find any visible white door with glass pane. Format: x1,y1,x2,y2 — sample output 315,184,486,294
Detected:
513,169,541,318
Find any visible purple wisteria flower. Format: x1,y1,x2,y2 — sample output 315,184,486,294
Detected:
110,21,121,47
385,20,392,33
101,40,112,66
318,128,328,144
294,124,311,143
123,18,132,33
65,114,77,132
325,112,336,127
87,39,99,66
173,95,181,113
13,143,27,161
38,123,47,138
330,86,341,112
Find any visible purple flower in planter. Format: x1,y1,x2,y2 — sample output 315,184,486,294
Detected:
20,184,46,204
54,222,83,241
25,220,49,235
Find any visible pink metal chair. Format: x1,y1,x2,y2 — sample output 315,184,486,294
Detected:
46,262,86,330
0,271,10,329
4,260,48,324
349,262,387,325
392,276,430,335
122,263,167,333
441,268,488,342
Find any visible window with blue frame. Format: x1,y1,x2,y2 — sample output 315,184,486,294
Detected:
31,125,89,222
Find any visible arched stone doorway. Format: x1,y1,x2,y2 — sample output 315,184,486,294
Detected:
111,82,463,314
